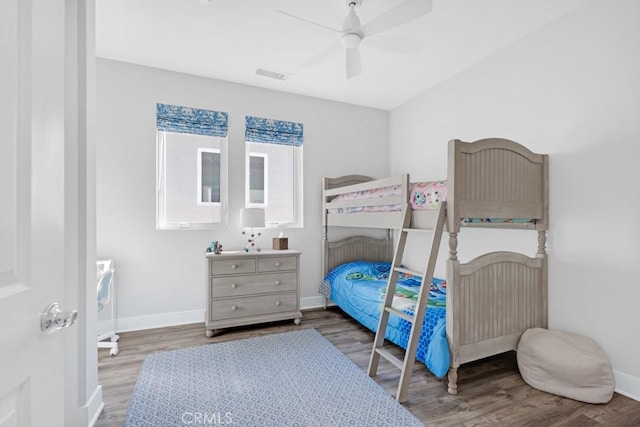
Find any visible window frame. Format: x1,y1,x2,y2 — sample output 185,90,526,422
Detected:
156,131,228,230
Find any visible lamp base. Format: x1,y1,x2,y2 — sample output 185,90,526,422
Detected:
242,229,262,252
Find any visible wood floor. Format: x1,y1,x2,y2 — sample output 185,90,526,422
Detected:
96,308,640,427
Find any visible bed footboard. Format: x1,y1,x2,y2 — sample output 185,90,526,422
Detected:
447,138,549,233
446,251,547,394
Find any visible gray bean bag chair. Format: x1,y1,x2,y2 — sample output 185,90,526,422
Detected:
517,328,614,404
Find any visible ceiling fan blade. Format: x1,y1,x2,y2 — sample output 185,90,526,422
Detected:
346,48,362,79
301,43,341,68
277,10,342,35
363,34,425,55
362,0,433,37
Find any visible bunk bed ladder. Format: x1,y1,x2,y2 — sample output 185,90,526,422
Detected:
367,202,446,403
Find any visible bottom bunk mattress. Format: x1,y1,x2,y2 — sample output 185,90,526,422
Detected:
319,260,450,377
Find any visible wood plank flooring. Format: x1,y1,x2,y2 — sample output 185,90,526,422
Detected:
96,308,640,426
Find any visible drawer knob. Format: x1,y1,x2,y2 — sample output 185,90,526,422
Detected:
231,305,237,311
275,301,281,306
275,280,281,285
231,283,238,289
231,264,238,269
275,262,281,267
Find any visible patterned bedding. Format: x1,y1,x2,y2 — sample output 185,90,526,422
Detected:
326,180,535,224
327,181,447,212
319,260,450,378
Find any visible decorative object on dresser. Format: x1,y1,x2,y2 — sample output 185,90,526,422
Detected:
272,231,288,250
205,249,302,337
206,240,223,254
240,207,265,252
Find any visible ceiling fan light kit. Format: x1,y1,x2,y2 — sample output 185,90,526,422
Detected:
279,0,433,79
341,33,362,49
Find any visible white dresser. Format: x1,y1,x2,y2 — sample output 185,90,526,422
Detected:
205,249,302,337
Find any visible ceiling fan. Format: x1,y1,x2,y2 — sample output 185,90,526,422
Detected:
278,0,433,79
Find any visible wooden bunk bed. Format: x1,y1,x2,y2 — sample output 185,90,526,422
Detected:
321,137,549,395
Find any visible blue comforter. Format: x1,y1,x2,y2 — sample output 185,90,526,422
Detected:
321,260,450,377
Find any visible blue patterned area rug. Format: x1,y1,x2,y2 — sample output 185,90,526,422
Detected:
124,328,423,426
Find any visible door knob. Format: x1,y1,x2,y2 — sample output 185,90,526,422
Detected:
40,303,78,333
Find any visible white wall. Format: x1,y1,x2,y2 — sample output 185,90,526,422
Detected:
390,0,640,399
96,59,388,329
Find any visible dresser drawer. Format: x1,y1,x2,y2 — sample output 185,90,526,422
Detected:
209,292,298,321
257,256,297,273
210,272,297,298
210,258,256,276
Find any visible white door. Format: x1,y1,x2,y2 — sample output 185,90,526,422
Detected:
0,0,84,425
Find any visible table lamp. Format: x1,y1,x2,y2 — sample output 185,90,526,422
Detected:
240,208,265,252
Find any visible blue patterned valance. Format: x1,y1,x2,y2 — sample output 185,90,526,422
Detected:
245,116,303,146
156,103,228,137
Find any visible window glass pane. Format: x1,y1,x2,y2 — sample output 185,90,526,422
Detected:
249,155,265,204
201,151,220,203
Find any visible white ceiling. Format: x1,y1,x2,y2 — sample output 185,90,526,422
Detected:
96,0,586,111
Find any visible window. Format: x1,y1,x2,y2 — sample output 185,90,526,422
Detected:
247,152,267,206
156,104,228,230
245,116,303,227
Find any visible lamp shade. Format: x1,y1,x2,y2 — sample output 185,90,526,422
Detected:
240,208,265,228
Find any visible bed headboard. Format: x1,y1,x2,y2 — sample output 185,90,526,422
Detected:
323,175,373,191
447,138,549,233
323,236,393,277
322,176,395,277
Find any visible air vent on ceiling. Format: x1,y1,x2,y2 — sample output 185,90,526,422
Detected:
256,68,291,81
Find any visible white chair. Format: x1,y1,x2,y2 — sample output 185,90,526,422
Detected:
97,261,119,356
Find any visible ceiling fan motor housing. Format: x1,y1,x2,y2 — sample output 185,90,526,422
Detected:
342,1,362,33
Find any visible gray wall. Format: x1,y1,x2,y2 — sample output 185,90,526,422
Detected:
96,58,389,329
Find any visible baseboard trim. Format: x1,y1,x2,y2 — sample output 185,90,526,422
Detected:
301,296,337,310
301,296,328,310
614,370,640,402
117,309,205,333
117,298,335,333
86,385,104,427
